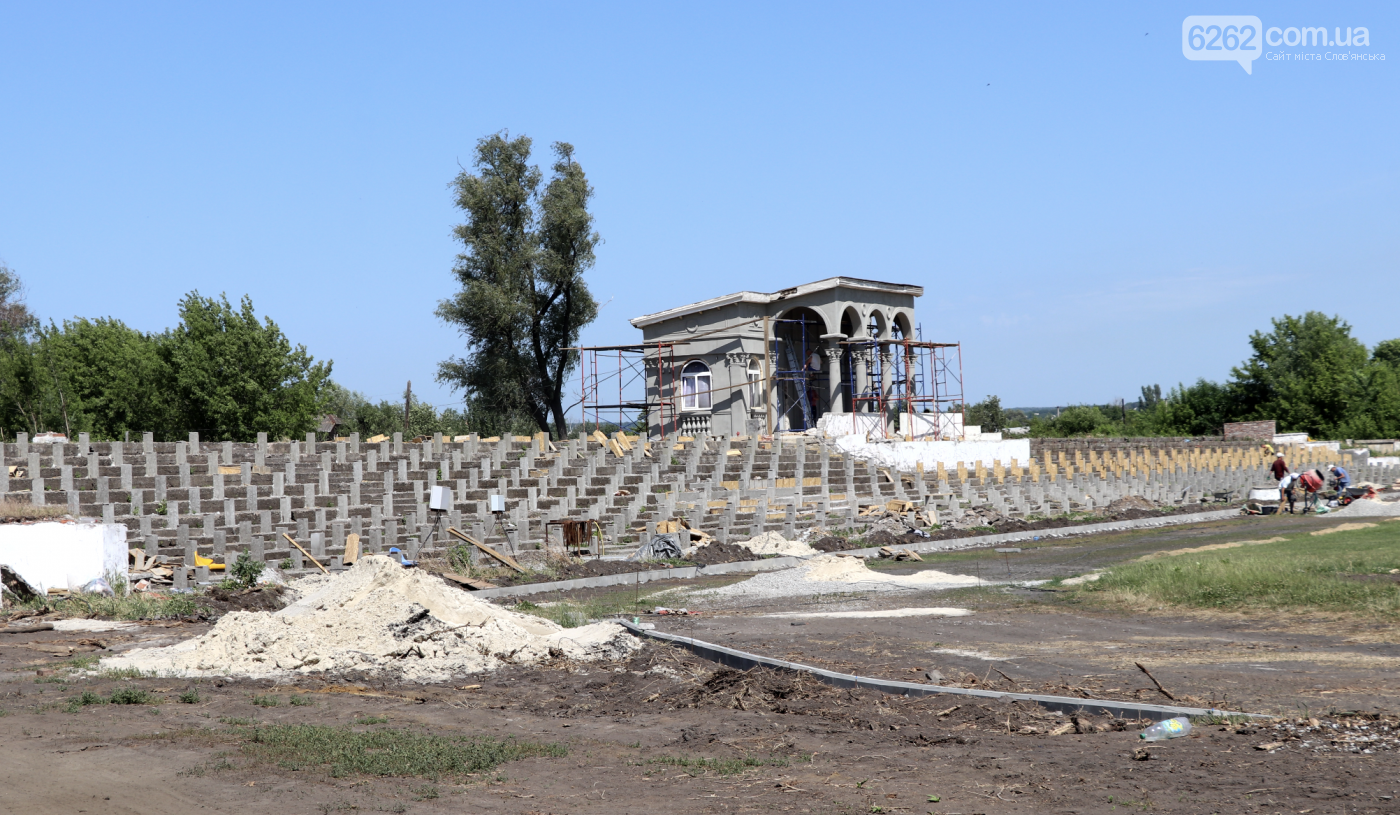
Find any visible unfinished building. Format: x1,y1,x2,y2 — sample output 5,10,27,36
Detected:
583,277,963,440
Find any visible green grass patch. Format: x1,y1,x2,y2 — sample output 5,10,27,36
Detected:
1082,523,1400,616
229,724,566,779
15,592,203,621
355,715,390,725
178,690,201,704
251,694,281,707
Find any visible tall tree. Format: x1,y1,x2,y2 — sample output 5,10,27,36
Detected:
163,293,331,441
436,133,599,439
1230,312,1370,437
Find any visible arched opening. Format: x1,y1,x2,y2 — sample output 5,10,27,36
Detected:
680,360,711,411
892,312,913,341
868,309,888,339
772,307,829,430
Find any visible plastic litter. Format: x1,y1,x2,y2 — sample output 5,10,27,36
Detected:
629,533,684,561
1139,716,1192,742
78,577,115,597
387,547,417,567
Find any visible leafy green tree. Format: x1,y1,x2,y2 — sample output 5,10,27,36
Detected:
964,395,1005,433
36,318,173,440
162,293,330,441
1373,339,1400,372
1230,312,1370,437
1138,384,1162,410
436,133,600,439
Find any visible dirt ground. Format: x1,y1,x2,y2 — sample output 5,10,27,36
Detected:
3,511,1399,814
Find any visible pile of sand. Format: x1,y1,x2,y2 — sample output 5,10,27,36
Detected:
691,554,981,602
732,531,817,558
101,555,640,683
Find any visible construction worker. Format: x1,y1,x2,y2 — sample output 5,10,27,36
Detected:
1296,469,1326,513
1328,464,1350,500
1270,452,1289,481
1278,471,1301,513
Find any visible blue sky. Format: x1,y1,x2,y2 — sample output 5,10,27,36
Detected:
2,2,1395,414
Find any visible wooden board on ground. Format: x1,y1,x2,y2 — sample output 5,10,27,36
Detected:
437,572,498,591
366,434,389,443
343,533,361,565
218,466,241,475
446,527,526,574
281,532,329,575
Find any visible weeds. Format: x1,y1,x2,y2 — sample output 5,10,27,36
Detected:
645,754,792,776
14,592,203,621
178,690,201,704
356,715,390,725
251,694,281,707
289,694,313,707
0,499,66,521
230,723,567,779
109,687,154,705
65,691,108,712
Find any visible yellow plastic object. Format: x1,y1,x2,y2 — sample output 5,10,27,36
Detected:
193,554,226,571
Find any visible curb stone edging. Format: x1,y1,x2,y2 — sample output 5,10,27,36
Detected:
616,620,1267,722
469,508,1242,599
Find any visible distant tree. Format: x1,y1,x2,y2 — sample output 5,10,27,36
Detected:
436,133,600,440
1373,339,1400,372
162,293,330,441
964,395,1005,433
1138,383,1162,410
36,318,173,440
1230,312,1370,437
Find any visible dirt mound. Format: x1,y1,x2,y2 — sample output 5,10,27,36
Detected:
202,585,290,614
1106,496,1159,514
102,555,640,682
809,536,849,553
864,529,918,549
687,542,755,565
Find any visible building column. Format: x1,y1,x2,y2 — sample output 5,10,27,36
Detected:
879,345,895,433
821,334,846,414
852,345,869,412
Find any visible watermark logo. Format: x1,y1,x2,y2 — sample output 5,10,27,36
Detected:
1184,17,1378,73
1182,16,1264,73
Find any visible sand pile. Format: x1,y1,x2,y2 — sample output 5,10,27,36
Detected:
1332,498,1400,517
732,531,817,558
101,555,640,683
691,554,981,603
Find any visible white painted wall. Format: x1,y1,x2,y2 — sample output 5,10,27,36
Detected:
0,522,128,593
832,435,1032,472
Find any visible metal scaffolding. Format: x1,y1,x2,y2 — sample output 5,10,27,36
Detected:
575,321,964,440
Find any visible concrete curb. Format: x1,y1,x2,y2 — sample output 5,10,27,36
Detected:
617,620,1266,721
470,507,1243,599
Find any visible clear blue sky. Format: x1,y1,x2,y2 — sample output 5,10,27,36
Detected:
2,2,1395,414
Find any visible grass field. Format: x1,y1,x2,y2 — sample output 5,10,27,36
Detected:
1079,520,1400,617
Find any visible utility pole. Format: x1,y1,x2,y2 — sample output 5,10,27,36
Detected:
404,381,412,438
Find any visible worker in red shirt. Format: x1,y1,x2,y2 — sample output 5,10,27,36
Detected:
1270,453,1289,481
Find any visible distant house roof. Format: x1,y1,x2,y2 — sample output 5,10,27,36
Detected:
628,277,924,329
317,414,342,434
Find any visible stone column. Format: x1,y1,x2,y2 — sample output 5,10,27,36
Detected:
851,345,869,412
879,345,895,434
821,334,846,414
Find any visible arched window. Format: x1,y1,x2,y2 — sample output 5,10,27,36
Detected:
747,358,763,410
681,360,711,410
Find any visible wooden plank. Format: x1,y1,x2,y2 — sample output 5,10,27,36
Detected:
446,527,526,574
366,434,389,444
343,533,361,565
282,532,329,574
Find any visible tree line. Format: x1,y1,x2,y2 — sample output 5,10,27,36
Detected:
0,269,330,442
965,312,1400,440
